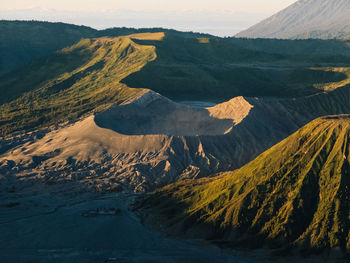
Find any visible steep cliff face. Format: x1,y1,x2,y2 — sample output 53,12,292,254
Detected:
1,86,350,192
236,0,350,40
141,116,350,256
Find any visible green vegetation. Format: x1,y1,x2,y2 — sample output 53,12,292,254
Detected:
0,20,97,76
0,34,159,135
123,35,350,101
143,116,350,256
312,67,350,91
2,22,350,135
227,38,350,57
0,20,210,76
2,20,350,259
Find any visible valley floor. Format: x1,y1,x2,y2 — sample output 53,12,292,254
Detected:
0,181,345,263
0,182,267,263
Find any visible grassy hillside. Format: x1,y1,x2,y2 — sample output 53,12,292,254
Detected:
2,25,350,135
0,20,211,76
141,116,350,256
228,38,350,57
123,35,350,101
0,33,162,135
0,20,98,76
3,21,350,102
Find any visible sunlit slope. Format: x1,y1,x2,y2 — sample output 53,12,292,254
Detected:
312,67,350,91
0,20,183,76
0,33,161,135
2,30,350,135
236,0,350,40
123,34,350,101
143,116,350,255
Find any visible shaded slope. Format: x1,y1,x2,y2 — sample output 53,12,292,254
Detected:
0,33,163,135
123,34,350,101
228,38,350,57
142,116,350,256
236,0,350,40
2,30,350,136
0,91,254,192
1,86,350,193
0,20,212,77
0,20,97,76
94,92,252,136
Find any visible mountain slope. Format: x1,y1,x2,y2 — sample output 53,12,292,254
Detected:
1,31,350,192
0,91,255,192
236,0,350,40
0,20,209,76
2,85,350,193
0,33,163,135
141,116,350,256
0,20,98,76
122,35,350,100
2,30,350,135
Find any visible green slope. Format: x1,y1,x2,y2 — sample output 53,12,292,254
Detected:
0,20,98,76
0,20,211,76
0,33,161,135
2,21,350,102
2,26,350,135
227,38,350,57
123,35,350,101
141,116,350,256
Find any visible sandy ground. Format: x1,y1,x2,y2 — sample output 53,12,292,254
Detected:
0,92,257,192
0,182,268,263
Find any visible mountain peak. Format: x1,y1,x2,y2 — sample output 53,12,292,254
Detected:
236,0,350,40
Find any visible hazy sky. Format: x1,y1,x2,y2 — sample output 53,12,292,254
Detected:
2,0,296,13
1,0,297,36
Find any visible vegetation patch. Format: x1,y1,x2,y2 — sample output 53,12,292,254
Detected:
2,24,350,135
0,34,159,135
123,35,350,101
141,116,350,257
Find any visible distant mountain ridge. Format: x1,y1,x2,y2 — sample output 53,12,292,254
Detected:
236,0,350,40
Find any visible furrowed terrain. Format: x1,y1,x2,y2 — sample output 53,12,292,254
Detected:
1,30,350,192
1,20,350,263
2,85,350,192
140,116,350,258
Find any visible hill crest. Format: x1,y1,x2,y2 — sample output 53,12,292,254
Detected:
0,32,163,135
